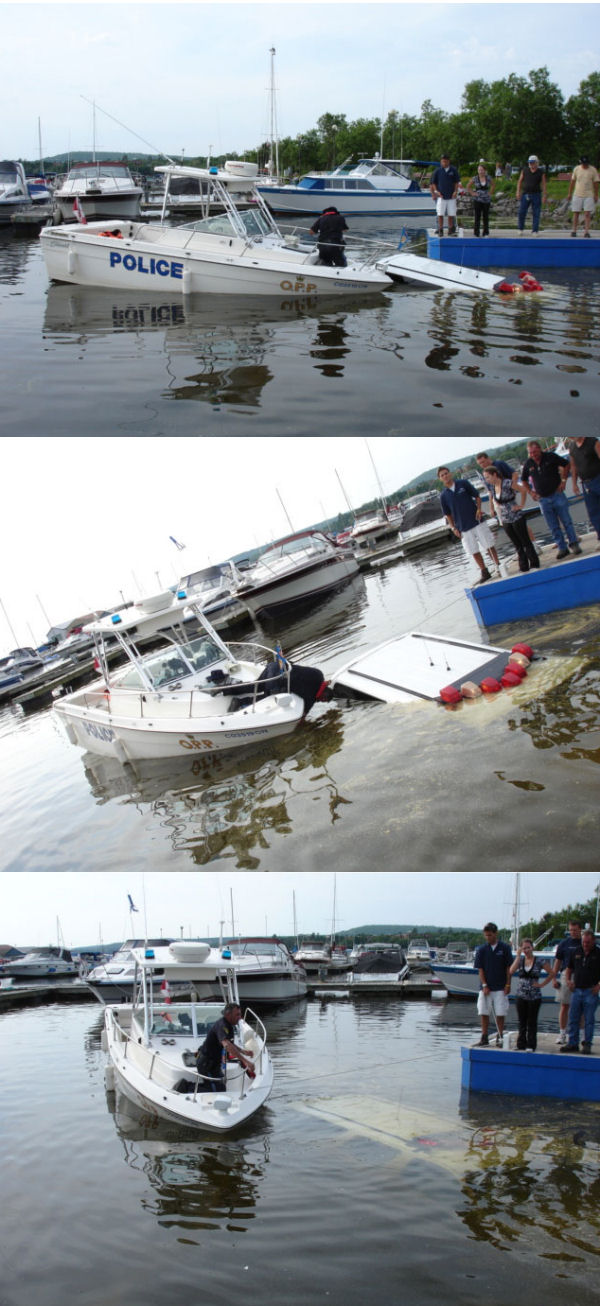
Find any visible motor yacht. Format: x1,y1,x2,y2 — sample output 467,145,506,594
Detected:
2,947,78,978
54,589,327,764
256,157,436,218
53,161,143,223
40,163,395,297
102,941,273,1132
0,160,32,223
230,530,359,617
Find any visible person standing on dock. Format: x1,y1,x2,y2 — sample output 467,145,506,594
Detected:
509,939,553,1050
467,161,495,237
550,919,582,1045
474,923,513,1047
485,466,540,572
569,436,600,545
561,929,600,1054
567,156,599,238
520,440,581,559
438,466,500,584
516,155,547,234
430,153,460,237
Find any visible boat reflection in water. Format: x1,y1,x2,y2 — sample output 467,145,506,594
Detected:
42,283,390,406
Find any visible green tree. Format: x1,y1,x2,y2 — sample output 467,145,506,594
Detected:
565,72,600,163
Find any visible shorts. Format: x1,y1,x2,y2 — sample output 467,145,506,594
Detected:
461,519,495,558
571,196,596,213
555,972,573,1005
477,989,509,1017
436,198,457,218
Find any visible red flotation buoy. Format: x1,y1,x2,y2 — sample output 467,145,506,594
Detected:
439,685,462,704
503,662,527,680
495,279,517,294
519,271,543,292
509,652,530,670
500,669,523,687
480,677,502,694
511,642,534,660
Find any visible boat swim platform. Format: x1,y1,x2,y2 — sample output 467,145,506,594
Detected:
462,1032,600,1102
426,228,600,269
466,529,600,628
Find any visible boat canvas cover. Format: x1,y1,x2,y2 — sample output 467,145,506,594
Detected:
332,632,509,703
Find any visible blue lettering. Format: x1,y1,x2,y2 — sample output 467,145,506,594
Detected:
109,253,186,281
156,259,170,276
110,251,122,268
123,254,136,271
150,258,156,274
138,256,149,274
171,262,183,280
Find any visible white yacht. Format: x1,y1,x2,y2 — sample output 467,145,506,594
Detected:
397,494,453,553
0,160,32,223
2,947,77,978
53,161,143,223
294,942,350,973
177,563,247,629
230,531,359,617
406,938,432,967
88,937,306,1007
256,157,436,217
40,164,394,297
103,941,273,1132
54,590,327,765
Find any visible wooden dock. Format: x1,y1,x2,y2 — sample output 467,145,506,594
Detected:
306,973,438,998
0,980,97,1010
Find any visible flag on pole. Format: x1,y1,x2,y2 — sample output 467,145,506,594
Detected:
127,894,138,913
161,979,172,1004
169,536,186,551
73,196,87,224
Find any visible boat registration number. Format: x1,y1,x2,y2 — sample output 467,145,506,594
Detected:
109,251,183,279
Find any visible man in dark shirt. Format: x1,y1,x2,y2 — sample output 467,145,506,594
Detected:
430,153,460,237
516,155,547,232
195,1002,255,1090
562,930,600,1053
520,440,581,558
551,919,582,1044
569,436,600,542
310,206,348,266
473,922,514,1046
438,466,500,583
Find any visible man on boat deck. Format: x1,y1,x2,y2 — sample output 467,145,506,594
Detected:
195,1002,255,1092
474,924,513,1047
438,466,500,584
310,206,348,267
561,929,600,1054
520,440,581,559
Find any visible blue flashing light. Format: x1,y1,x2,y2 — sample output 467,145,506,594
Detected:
209,166,218,175
177,589,187,599
145,948,155,959
221,948,232,959
111,614,122,624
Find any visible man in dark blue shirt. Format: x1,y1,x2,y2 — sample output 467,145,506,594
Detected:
561,930,600,1053
438,466,500,583
195,1003,255,1090
430,153,460,237
550,919,582,1044
474,923,514,1046
520,440,581,558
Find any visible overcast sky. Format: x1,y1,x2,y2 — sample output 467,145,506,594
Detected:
1,435,527,653
2,870,598,946
4,2,597,161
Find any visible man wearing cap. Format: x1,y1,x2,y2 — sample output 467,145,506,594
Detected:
568,156,599,238
516,155,547,233
430,153,460,237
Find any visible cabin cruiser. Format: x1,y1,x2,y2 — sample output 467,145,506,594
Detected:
397,495,453,553
406,938,432,968
54,589,328,764
201,939,307,1005
177,563,247,629
85,939,177,1003
349,510,400,548
256,157,436,217
351,943,408,974
230,531,360,617
294,942,350,973
40,164,395,297
53,161,143,223
2,947,78,978
102,941,273,1132
0,161,32,222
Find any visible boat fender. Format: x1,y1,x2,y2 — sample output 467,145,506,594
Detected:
460,681,483,699
503,662,527,680
511,642,534,660
508,652,530,669
500,669,523,688
439,685,462,704
519,271,543,292
495,280,517,294
480,677,502,694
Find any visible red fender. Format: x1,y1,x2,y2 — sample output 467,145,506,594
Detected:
480,677,502,694
439,685,462,704
511,643,534,660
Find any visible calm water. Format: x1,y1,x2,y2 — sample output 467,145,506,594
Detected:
1,221,599,435
1,530,599,875
1,993,600,1306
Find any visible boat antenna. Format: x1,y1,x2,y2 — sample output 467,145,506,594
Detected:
276,487,295,533
79,95,177,165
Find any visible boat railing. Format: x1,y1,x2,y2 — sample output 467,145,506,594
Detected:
107,1004,266,1098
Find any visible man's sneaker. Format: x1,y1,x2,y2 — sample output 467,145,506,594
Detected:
495,1034,503,1047
571,231,577,237
560,1044,579,1053
581,1042,592,1054
569,542,582,554
584,231,591,238
474,1036,489,1047
556,1032,567,1045
555,549,569,560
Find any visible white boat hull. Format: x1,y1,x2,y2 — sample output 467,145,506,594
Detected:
257,187,436,218
237,554,359,617
431,962,555,1001
40,221,391,296
55,192,142,223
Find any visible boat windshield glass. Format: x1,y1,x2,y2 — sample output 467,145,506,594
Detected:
68,164,132,180
262,534,326,560
227,941,283,958
150,1005,196,1037
184,206,274,239
117,636,223,689
0,164,18,183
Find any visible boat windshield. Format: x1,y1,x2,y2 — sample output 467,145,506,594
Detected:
227,940,284,958
184,206,274,239
0,163,19,184
261,534,327,560
68,164,133,180
117,636,223,690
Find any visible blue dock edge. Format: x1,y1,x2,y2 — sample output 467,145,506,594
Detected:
461,1045,600,1102
466,550,600,627
427,231,600,269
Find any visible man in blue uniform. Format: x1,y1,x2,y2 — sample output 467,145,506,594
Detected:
195,1002,255,1090
550,919,582,1045
474,923,514,1046
438,465,500,583
430,153,460,236
520,440,581,558
561,930,600,1054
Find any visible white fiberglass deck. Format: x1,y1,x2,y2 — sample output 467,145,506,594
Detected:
332,632,509,703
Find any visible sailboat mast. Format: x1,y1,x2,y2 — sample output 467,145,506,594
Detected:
38,117,45,177
276,487,295,534
512,873,521,949
293,890,298,950
268,47,279,179
335,468,356,517
331,873,337,946
365,438,389,515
